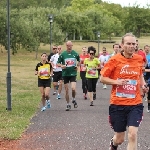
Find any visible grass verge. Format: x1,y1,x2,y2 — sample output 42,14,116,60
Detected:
0,37,149,139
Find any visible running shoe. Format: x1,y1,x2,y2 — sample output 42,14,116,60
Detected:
147,106,150,113
84,94,87,100
72,100,78,108
109,138,118,150
144,95,147,101
46,100,51,108
57,94,61,99
90,101,94,106
66,105,71,111
103,84,107,89
53,91,57,95
41,106,46,112
93,93,96,100
56,85,59,90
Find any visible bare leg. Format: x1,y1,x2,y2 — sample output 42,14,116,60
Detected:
127,126,138,150
71,82,76,99
58,80,62,94
88,92,93,102
39,87,46,107
64,83,69,103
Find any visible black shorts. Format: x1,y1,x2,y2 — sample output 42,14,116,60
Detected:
63,76,77,84
53,71,62,82
38,78,51,88
109,104,143,132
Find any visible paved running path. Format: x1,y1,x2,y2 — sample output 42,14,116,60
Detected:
17,80,150,150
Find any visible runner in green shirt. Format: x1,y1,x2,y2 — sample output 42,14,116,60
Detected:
57,41,80,111
84,46,100,106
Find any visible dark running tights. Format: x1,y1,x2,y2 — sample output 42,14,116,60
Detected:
80,71,88,94
87,78,97,92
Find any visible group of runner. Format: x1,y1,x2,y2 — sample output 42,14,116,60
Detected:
35,33,150,150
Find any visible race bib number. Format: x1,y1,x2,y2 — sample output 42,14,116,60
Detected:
116,79,137,98
81,64,86,71
65,58,76,67
39,68,49,76
87,68,96,76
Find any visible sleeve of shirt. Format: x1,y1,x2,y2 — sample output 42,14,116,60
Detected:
76,54,80,62
98,55,101,61
84,58,87,66
49,63,52,72
96,58,100,65
57,54,63,64
50,55,54,62
144,54,147,63
100,58,116,77
98,55,102,62
48,55,51,62
35,63,39,71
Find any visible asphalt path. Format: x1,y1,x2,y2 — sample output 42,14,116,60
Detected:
17,80,150,150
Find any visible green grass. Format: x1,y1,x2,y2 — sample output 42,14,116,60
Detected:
0,53,40,139
0,36,149,140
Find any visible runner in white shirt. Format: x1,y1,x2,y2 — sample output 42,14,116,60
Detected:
110,44,121,58
50,46,63,99
98,47,110,89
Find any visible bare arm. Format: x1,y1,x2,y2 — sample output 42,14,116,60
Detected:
35,71,38,75
100,75,129,85
57,63,66,69
100,76,117,85
145,69,150,72
140,74,146,86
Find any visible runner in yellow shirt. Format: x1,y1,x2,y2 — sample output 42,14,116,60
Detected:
84,46,100,106
35,53,52,111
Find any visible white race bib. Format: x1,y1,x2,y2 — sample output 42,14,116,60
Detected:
116,79,137,98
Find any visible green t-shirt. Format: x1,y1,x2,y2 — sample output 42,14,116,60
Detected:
57,50,80,76
84,58,100,78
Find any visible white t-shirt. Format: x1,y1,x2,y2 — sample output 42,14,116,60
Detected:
98,54,110,67
50,53,62,72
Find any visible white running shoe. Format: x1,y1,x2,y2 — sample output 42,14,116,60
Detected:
103,84,107,89
41,106,46,112
147,106,150,113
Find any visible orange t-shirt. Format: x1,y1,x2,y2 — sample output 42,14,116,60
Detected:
100,53,143,105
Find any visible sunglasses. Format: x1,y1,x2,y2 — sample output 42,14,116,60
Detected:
53,48,57,50
90,53,94,55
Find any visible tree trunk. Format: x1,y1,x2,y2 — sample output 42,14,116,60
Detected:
73,32,75,40
109,34,112,40
35,48,38,59
137,28,141,38
66,32,68,41
80,35,82,40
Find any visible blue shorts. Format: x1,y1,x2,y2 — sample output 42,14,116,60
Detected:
109,104,144,132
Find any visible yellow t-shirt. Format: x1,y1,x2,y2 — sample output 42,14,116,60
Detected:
35,62,51,79
84,58,100,78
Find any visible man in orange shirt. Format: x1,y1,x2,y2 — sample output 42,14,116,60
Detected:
100,33,148,150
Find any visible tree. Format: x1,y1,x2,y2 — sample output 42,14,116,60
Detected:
125,6,150,37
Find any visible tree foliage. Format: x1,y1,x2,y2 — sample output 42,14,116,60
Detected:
0,0,150,53
124,6,150,37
